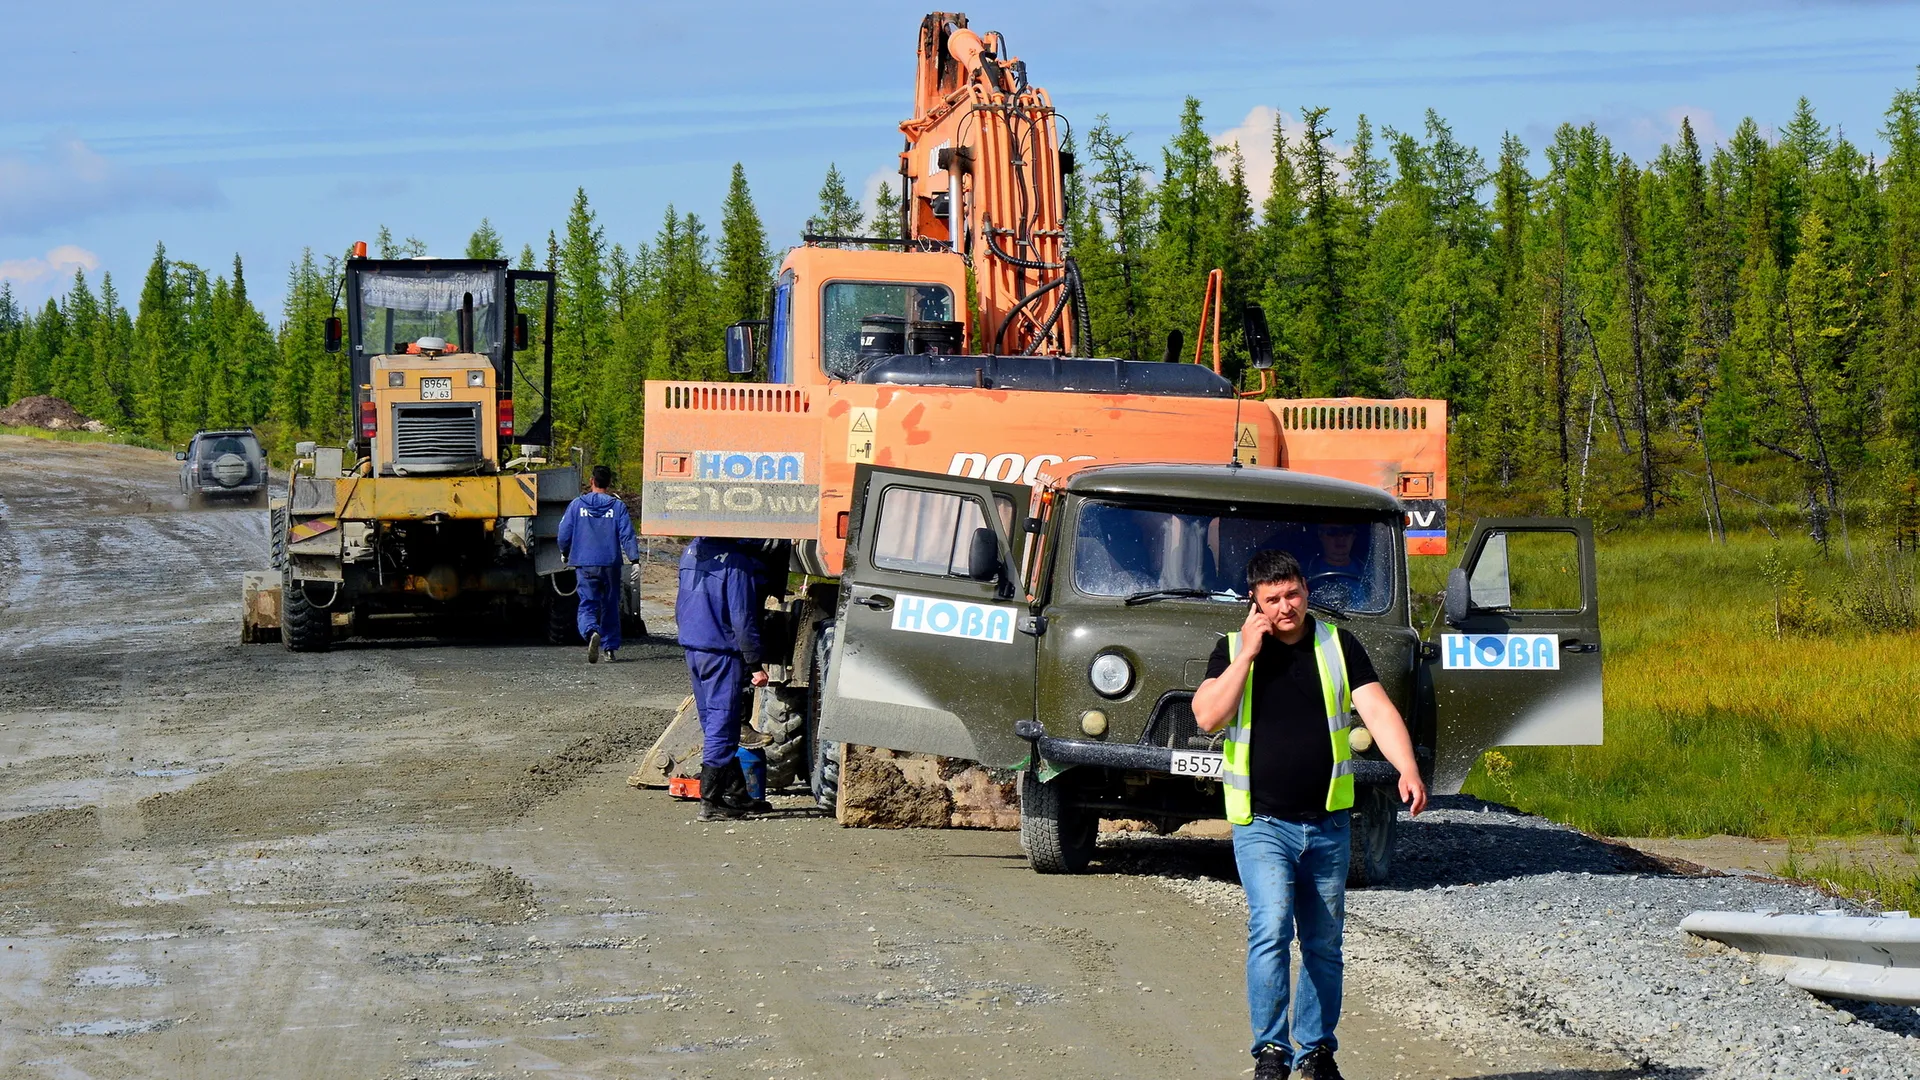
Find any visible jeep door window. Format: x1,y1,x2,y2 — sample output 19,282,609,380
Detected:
1071,502,1396,614
821,282,954,379
358,269,499,356
871,486,1015,577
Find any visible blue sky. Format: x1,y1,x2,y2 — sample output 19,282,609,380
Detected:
3,0,1918,313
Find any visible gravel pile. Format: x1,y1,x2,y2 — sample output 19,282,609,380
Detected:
0,394,106,431
1103,796,1920,1079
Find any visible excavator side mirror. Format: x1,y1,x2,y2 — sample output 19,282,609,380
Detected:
725,322,755,376
1242,303,1274,370
1162,328,1184,364
514,313,530,350
323,317,342,354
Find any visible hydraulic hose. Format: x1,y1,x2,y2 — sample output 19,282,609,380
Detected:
992,275,1067,354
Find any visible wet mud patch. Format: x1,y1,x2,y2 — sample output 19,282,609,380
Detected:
839,750,952,828
0,807,103,868
137,761,517,846
385,857,543,924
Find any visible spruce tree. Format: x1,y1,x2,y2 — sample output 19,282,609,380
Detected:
466,218,505,261
871,180,903,246
130,243,181,442
555,188,613,460
811,164,864,240
717,163,770,324
1085,118,1154,361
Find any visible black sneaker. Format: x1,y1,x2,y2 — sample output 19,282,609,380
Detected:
1253,1045,1290,1080
1296,1046,1342,1080
603,650,618,663
586,631,601,664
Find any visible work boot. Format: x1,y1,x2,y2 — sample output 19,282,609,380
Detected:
586,630,602,664
1253,1045,1290,1080
1296,1046,1343,1080
716,759,758,815
697,766,743,822
603,650,619,663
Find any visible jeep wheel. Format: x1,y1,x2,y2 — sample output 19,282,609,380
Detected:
1347,784,1399,887
1019,771,1096,874
281,568,332,653
758,686,806,792
808,621,838,812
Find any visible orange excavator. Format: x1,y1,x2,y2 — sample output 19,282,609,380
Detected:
636,11,1453,811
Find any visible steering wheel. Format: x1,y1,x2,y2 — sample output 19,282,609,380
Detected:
1307,570,1365,610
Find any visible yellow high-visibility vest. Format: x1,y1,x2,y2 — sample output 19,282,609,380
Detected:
1221,620,1355,825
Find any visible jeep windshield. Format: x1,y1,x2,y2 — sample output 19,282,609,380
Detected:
358,269,499,356
1071,501,1397,615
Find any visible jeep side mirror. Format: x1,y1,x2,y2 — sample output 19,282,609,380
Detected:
1443,567,1471,626
1242,303,1274,370
966,527,999,582
514,313,530,350
725,322,754,376
323,316,342,354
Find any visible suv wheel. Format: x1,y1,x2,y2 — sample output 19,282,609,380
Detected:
807,621,839,813
1019,771,1096,874
1347,784,1399,887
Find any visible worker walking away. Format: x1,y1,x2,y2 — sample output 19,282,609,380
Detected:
1191,549,1428,1080
676,537,770,821
558,465,639,664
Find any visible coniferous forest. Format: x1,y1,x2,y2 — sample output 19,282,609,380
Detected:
5,84,1920,540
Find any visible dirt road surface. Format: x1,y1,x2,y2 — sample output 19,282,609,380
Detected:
0,437,1630,1079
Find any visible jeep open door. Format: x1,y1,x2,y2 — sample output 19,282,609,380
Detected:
1427,517,1603,793
819,465,1035,768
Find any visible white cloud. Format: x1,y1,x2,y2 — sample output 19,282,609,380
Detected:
861,166,898,232
1212,106,1352,210
0,245,101,294
0,134,222,237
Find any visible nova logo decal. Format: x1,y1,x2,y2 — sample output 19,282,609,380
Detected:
890,593,1018,644
1441,633,1560,670
947,452,1097,485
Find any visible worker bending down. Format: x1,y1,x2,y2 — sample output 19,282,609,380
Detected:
558,465,639,664
676,537,770,820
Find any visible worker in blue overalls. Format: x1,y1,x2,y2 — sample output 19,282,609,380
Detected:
676,536,770,821
557,464,639,664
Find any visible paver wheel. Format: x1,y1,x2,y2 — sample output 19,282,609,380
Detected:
281,567,332,653
1019,771,1096,874
1347,783,1399,887
546,571,580,645
758,686,806,792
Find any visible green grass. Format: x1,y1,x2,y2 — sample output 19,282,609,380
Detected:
1417,530,1920,840
1777,852,1920,912
0,425,168,452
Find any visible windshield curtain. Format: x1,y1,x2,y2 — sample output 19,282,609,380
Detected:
820,281,954,378
358,269,500,356
1071,501,1397,614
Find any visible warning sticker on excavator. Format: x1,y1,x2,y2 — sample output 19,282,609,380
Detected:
289,517,338,542
848,407,877,464
1234,423,1259,465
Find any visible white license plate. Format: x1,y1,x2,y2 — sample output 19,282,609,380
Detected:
1168,751,1224,778
419,377,452,400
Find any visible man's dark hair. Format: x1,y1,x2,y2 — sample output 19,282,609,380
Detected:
590,464,613,490
1246,548,1304,590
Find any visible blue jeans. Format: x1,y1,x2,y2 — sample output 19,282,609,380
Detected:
575,565,621,651
1231,811,1350,1063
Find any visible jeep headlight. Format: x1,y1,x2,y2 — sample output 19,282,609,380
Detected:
1089,652,1133,698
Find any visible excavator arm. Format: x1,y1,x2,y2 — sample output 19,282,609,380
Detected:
898,12,1080,356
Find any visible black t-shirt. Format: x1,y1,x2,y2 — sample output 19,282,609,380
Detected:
1204,617,1380,822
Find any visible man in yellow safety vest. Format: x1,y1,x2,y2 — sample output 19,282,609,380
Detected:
1193,548,1428,1080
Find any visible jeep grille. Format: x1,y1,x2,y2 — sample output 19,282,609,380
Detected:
1139,692,1223,752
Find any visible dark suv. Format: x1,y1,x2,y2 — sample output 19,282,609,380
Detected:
178,429,267,505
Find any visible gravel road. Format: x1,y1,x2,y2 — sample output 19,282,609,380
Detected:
0,435,1911,1079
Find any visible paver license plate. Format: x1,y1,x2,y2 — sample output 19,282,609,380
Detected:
419,377,452,400
1169,751,1224,778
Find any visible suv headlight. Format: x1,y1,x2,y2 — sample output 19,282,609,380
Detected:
1089,652,1133,698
